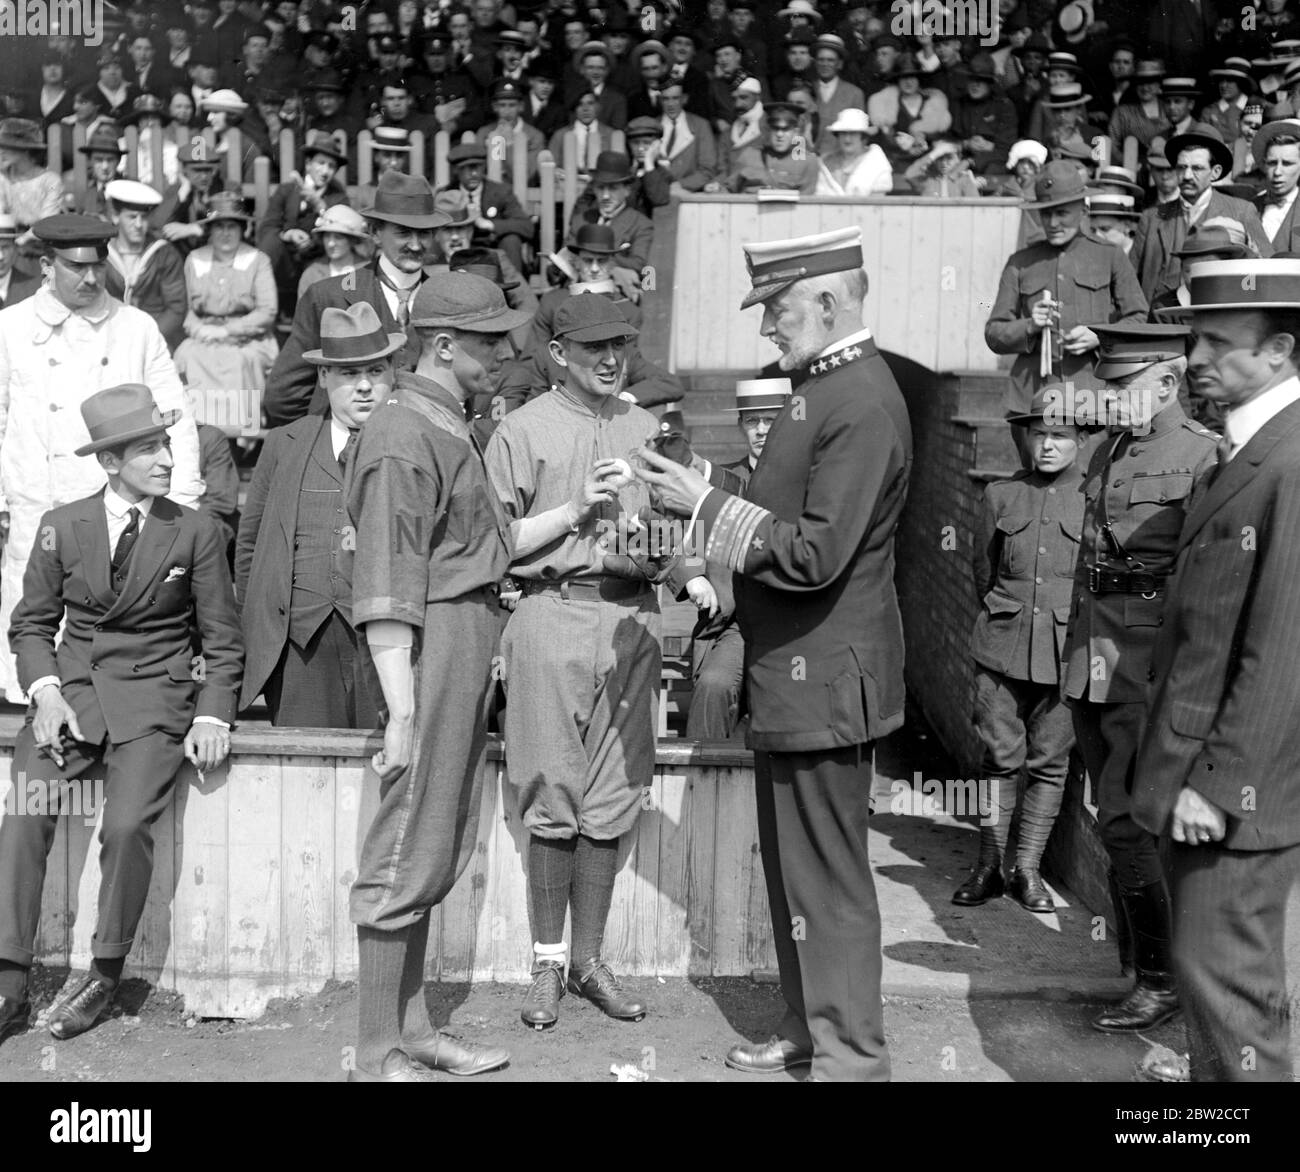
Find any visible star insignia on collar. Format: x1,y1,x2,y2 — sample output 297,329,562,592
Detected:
845,346,862,360
751,536,764,550
810,359,827,374
829,353,843,367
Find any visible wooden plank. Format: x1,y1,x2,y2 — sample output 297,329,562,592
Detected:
652,767,693,974
876,202,915,357
603,797,656,975
724,200,763,369
280,757,334,998
936,202,976,372
0,758,69,967
224,755,282,1016
968,205,1011,371
487,762,533,980
171,767,229,1017
436,755,497,981
671,202,704,371
711,765,762,974
332,758,370,981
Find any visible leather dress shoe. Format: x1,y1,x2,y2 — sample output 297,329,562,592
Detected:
952,863,1004,906
347,1047,423,1082
48,974,115,1041
725,1036,813,1073
404,1033,509,1076
1008,866,1056,913
1137,1047,1190,1083
521,960,565,1028
567,958,646,1021
1091,977,1179,1033
0,993,31,1044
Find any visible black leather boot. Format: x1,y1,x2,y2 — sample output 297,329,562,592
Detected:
520,960,565,1029
1008,866,1055,913
1092,881,1179,1033
567,958,646,1020
952,862,1005,906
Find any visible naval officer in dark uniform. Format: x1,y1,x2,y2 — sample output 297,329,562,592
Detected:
1062,322,1217,1035
639,226,912,1082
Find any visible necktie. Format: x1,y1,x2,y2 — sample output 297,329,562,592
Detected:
112,507,140,589
376,268,419,330
665,116,677,156
1216,435,1233,468
338,430,359,470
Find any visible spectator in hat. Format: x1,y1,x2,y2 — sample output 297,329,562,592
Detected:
426,189,535,325
236,301,396,728
1086,190,1141,254
525,61,569,139
202,88,266,183
868,53,952,172
904,137,981,197
306,72,364,147
297,204,371,299
953,53,1018,176
1203,57,1256,145
1233,101,1266,181
349,127,415,211
811,34,865,153
709,36,751,128
1025,52,1089,143
0,214,204,703
1108,59,1167,158
73,124,126,220
626,39,674,121
953,384,1086,915
0,214,40,309
572,120,672,222
410,33,485,136
475,79,546,184
771,28,818,100
1148,217,1252,316
153,139,226,254
710,100,820,192
723,77,766,163
1253,117,1300,250
986,160,1149,415
1131,122,1270,304
815,108,891,193
267,171,450,425
550,89,619,186
258,130,351,317
1006,32,1050,132
125,31,175,98
997,141,1049,243
121,93,181,190
1159,76,1199,140
1145,134,1181,207
174,191,279,401
1038,83,1094,166
442,141,533,275
494,28,530,85
571,42,629,130
103,179,188,353
918,31,974,105
35,54,76,131
351,33,407,119
0,120,66,258
569,150,656,278
861,31,903,99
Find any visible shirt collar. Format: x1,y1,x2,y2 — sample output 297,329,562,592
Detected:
817,325,874,357
377,253,422,289
328,417,353,458
1224,374,1300,455
34,283,112,327
104,486,154,521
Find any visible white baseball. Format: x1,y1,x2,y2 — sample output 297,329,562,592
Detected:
599,457,635,489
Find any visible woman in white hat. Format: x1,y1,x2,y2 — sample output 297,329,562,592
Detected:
201,88,267,183
815,108,892,194
174,191,279,398
297,204,372,299
903,137,980,197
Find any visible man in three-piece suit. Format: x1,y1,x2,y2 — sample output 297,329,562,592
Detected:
0,383,243,1047
1253,118,1300,253
1133,259,1300,1082
641,227,912,1082
263,171,451,427
236,304,402,727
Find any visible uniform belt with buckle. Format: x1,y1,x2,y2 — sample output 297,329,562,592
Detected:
522,577,651,603
1087,565,1166,596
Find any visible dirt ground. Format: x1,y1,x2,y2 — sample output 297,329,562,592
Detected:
0,963,1182,1083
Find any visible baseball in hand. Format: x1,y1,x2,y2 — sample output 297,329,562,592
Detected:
597,457,635,489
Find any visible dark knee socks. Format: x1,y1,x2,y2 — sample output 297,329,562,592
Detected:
0,959,28,1001
90,956,124,987
357,924,410,1072
398,913,436,1047
570,835,619,964
528,834,576,950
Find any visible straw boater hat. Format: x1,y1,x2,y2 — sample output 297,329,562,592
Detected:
1042,82,1090,109
1160,77,1201,99
1132,59,1166,82
361,171,449,229
75,383,181,457
312,204,369,239
1209,57,1256,93
371,125,412,154
0,213,17,239
1252,117,1300,165
1180,257,1300,311
777,0,823,24
302,302,405,365
201,89,249,114
1047,51,1083,75
1086,191,1139,219
741,225,863,310
733,377,792,413
1090,164,1143,197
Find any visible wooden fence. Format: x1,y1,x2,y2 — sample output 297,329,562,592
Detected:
0,720,770,1019
49,123,625,259
669,193,1024,376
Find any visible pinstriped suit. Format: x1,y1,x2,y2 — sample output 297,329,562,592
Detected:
1134,393,1300,1081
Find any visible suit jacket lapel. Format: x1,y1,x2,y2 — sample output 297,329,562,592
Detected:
1179,400,1300,549
102,499,182,622
72,491,115,611
274,416,328,544
307,416,343,487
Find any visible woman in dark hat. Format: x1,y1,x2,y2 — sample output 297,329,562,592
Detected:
174,192,280,400
866,52,954,172
1108,59,1167,157
0,118,65,256
1203,58,1257,146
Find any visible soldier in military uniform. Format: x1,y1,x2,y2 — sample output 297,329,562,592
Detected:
1062,322,1218,1034
985,161,1149,417
708,101,821,194
953,386,1086,914
640,227,912,1083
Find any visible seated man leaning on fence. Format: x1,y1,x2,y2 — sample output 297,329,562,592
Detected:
565,151,654,289
0,382,242,1049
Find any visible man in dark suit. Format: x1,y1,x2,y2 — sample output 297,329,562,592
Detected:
1254,118,1300,252
103,180,189,354
573,42,629,130
264,171,451,427
1133,259,1300,1083
0,383,242,1046
0,216,40,309
237,304,402,727
640,226,912,1082
152,141,226,257
441,142,534,275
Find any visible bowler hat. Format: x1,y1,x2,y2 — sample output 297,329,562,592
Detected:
301,129,348,166
1025,160,1088,209
553,292,638,342
78,125,124,156
570,222,625,255
589,150,634,184
362,171,449,229
75,383,180,457
302,302,405,366
1166,122,1233,177
409,270,533,332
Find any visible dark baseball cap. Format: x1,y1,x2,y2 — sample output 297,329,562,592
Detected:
553,292,639,342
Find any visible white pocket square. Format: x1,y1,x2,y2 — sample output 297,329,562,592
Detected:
164,566,187,582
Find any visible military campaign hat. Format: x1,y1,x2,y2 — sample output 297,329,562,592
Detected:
1092,322,1191,381
553,292,638,342
32,214,114,262
1004,384,1090,426
1025,160,1088,209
